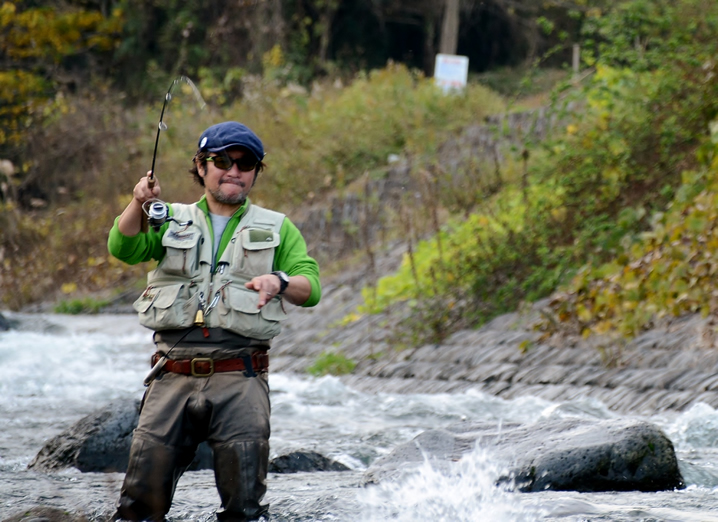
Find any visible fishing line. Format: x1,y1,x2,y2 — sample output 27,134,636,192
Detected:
149,75,207,181
141,76,207,232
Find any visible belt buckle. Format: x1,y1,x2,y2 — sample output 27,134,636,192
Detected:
190,357,214,377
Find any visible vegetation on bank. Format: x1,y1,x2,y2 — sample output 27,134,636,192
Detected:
356,0,718,346
0,64,504,309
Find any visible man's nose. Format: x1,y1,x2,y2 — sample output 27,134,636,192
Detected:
225,162,241,175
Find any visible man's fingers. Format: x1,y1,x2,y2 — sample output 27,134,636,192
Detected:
134,173,161,203
245,278,277,309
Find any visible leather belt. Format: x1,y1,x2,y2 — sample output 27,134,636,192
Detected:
151,352,269,377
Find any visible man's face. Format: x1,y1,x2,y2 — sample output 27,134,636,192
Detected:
200,147,257,207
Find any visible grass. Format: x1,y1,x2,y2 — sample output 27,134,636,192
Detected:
54,297,111,315
306,351,357,376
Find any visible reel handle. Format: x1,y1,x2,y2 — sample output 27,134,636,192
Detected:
143,355,167,386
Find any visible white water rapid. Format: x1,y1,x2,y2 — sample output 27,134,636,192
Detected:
1,313,718,521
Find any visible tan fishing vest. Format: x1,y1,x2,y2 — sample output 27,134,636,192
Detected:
132,202,288,340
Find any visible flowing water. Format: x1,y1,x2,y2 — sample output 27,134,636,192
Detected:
2,313,718,521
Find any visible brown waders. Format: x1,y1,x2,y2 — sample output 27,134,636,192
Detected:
114,342,270,522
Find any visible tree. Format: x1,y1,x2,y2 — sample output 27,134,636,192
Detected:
0,2,121,149
439,0,460,55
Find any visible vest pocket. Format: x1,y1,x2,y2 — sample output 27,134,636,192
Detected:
228,227,279,278
160,229,202,278
133,283,197,331
217,284,287,340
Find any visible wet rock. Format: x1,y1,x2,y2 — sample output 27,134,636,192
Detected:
0,311,17,331
28,400,212,473
269,451,350,473
364,418,684,493
28,401,345,475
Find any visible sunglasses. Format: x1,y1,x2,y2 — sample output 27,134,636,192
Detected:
206,153,258,172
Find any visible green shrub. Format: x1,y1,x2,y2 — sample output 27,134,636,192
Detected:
307,351,356,376
543,148,718,339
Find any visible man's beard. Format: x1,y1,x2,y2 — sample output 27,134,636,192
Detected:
208,182,248,206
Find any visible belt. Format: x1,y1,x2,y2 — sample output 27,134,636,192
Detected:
151,352,269,377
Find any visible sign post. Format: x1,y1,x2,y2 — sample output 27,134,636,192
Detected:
434,53,469,93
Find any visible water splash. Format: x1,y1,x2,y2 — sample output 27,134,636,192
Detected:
357,445,546,522
665,402,718,449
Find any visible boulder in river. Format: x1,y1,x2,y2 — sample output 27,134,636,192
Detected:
29,401,347,475
364,418,684,493
269,450,350,473
28,400,212,473
0,311,17,331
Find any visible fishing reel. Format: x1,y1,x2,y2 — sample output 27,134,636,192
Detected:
142,200,193,231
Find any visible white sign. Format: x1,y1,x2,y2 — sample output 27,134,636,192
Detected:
434,53,469,93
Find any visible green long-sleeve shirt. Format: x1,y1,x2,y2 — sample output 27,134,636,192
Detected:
107,196,321,307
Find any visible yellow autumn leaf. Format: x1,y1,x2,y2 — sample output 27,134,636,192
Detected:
550,207,567,221
61,282,77,294
576,304,592,322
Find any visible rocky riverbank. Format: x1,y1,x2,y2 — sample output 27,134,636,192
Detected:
268,246,718,416
11,245,718,417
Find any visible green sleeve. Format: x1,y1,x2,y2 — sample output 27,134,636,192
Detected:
107,215,168,264
274,217,321,307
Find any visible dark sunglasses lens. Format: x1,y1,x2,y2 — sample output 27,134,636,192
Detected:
211,155,232,169
236,159,258,172
209,155,256,171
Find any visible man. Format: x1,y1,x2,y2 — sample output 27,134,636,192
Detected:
107,121,321,521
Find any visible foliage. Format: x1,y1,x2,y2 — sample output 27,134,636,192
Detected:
225,62,505,205
0,199,146,310
542,145,718,339
0,64,503,310
354,0,718,346
105,0,587,98
306,351,356,376
581,0,717,73
0,2,122,149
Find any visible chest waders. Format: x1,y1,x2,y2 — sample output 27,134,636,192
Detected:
115,202,284,522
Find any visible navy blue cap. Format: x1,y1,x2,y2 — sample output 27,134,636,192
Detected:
197,121,265,162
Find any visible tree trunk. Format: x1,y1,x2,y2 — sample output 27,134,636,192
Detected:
317,1,339,67
423,15,436,76
439,0,460,55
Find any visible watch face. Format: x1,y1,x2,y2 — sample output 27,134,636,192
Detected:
274,271,289,293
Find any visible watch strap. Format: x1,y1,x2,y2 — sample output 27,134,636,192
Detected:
272,271,289,294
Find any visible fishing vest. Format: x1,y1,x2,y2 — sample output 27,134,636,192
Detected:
132,202,288,340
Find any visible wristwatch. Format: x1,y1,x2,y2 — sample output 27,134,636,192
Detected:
272,271,290,294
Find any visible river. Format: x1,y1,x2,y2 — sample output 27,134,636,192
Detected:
2,312,718,521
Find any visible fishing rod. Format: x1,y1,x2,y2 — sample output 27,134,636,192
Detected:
139,76,208,385
141,75,207,232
